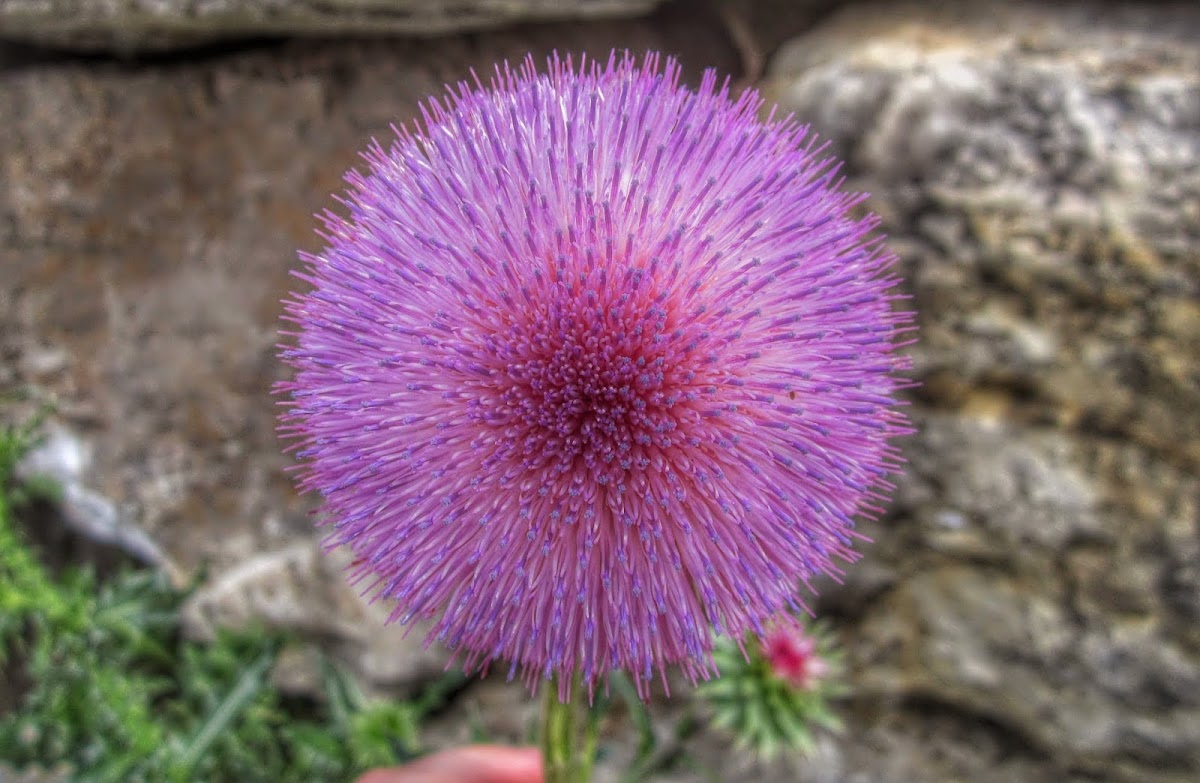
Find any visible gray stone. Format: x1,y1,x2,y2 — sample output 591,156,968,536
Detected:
181,539,454,695
15,422,181,578
768,0,1200,471
770,1,1200,781
0,0,664,52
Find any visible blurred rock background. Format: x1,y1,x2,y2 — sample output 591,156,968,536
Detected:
1,0,1197,781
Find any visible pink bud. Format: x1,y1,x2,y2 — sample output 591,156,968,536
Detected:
762,627,828,690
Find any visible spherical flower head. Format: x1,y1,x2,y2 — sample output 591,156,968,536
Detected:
762,625,828,691
277,51,913,700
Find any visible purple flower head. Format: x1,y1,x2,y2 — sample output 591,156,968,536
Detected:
278,51,912,700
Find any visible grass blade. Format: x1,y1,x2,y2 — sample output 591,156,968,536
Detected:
172,641,278,781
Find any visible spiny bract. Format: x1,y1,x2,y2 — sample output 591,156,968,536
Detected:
278,51,912,700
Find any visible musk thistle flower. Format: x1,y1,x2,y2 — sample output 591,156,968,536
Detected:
701,620,844,758
278,51,912,699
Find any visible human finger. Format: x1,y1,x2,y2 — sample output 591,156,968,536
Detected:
355,745,543,783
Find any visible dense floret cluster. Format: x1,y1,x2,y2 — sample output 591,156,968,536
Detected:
278,52,912,698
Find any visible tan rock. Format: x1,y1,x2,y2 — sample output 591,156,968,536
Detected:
0,0,663,52
770,3,1200,780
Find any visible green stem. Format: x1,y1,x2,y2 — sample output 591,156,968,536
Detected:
578,700,601,783
539,675,596,783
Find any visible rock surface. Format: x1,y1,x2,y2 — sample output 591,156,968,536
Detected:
181,540,452,695
0,0,662,52
2,0,1198,781
769,1,1200,781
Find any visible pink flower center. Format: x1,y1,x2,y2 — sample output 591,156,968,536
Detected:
763,629,828,690
474,267,723,495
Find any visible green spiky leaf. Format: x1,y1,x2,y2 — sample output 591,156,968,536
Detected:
697,619,845,760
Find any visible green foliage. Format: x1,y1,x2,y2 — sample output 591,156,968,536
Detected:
0,418,463,782
698,622,845,760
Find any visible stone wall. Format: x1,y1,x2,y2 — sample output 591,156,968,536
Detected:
767,4,1200,778
2,1,1197,781
0,0,663,51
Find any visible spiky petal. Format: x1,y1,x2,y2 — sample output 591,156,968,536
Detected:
277,51,913,699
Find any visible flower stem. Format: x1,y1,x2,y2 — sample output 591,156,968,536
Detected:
539,675,596,783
